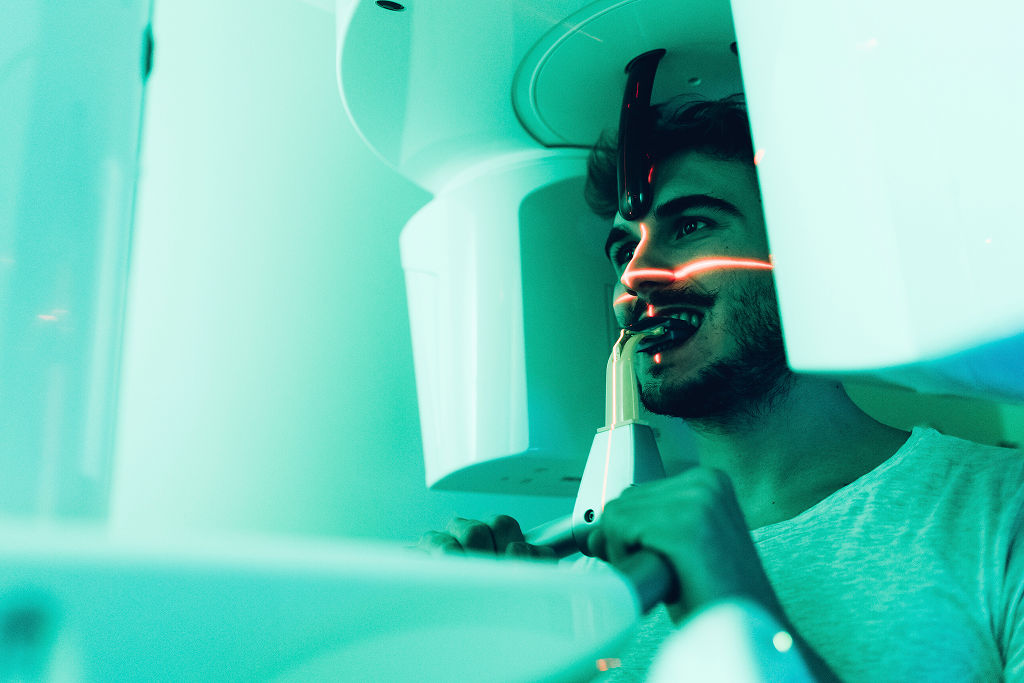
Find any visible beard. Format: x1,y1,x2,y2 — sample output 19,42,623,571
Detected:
638,276,794,430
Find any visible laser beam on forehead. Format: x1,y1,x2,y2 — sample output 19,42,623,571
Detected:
621,257,773,289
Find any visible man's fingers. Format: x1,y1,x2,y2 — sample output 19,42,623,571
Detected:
446,517,498,552
505,541,557,561
505,541,530,559
589,501,644,565
421,514,552,561
486,514,526,552
533,544,557,560
415,530,465,557
586,526,608,561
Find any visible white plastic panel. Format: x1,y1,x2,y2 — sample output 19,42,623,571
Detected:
401,151,618,495
0,0,151,519
336,0,586,191
0,525,638,683
648,600,814,683
733,0,1024,375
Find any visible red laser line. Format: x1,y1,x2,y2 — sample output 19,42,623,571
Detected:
633,223,650,264
621,257,772,290
601,329,626,511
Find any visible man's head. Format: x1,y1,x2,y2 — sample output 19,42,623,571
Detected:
585,95,793,429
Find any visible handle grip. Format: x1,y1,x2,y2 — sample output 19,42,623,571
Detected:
613,549,680,614
525,515,680,614
522,514,579,558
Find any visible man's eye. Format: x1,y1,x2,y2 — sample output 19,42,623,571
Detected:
613,243,636,267
676,218,710,237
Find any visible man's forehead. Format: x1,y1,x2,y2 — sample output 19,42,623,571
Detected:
652,152,756,209
612,153,755,230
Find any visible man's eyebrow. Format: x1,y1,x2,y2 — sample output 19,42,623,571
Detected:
653,194,743,221
605,226,631,260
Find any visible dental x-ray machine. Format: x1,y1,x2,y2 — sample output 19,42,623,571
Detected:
2,0,1023,681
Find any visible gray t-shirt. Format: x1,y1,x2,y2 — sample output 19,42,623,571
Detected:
593,427,1024,682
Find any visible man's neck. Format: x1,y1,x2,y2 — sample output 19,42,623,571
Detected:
685,375,910,530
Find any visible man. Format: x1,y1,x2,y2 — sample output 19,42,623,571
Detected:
418,96,1024,683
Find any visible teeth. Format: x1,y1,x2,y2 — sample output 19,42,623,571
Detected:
663,311,703,329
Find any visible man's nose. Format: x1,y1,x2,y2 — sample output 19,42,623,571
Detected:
620,231,676,295
621,267,675,294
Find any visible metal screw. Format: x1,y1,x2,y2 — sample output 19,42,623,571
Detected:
584,509,595,523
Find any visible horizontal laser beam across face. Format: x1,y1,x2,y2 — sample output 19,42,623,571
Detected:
613,256,773,310
620,257,773,291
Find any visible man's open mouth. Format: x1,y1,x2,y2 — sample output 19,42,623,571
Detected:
627,313,702,355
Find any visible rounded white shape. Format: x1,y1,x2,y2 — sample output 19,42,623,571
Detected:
773,630,794,653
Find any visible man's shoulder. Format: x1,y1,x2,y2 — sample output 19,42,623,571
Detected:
912,425,1021,457
864,427,1024,531
901,426,1024,488
759,427,1024,538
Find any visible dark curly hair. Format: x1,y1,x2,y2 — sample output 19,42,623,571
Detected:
584,94,756,220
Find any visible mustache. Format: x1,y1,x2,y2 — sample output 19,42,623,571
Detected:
625,285,716,327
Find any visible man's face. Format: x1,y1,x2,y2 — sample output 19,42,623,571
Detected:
604,151,792,425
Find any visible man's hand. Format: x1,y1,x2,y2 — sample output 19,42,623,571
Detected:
586,466,780,623
414,514,556,560
588,467,844,682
